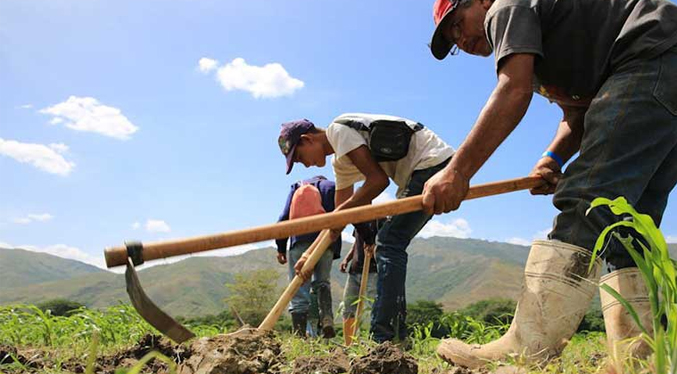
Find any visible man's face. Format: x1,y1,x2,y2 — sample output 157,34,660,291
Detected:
442,0,493,57
293,136,326,168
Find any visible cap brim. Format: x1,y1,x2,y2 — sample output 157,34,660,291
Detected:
285,144,297,174
430,11,456,60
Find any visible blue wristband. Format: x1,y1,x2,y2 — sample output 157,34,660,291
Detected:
542,150,564,169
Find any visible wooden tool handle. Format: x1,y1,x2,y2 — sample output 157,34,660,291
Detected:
351,245,373,344
258,230,333,331
104,176,543,268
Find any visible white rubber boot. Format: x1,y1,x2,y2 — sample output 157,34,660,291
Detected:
600,268,652,359
437,240,602,368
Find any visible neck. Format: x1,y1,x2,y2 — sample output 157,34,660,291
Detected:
319,132,335,156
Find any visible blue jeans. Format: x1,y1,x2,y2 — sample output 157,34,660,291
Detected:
287,240,334,315
370,159,450,342
551,46,677,271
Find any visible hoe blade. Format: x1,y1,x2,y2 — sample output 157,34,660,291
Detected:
125,258,195,343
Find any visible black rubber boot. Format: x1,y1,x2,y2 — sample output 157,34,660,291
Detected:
291,312,307,337
317,284,336,338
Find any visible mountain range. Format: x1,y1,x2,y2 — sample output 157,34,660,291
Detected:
1,238,675,318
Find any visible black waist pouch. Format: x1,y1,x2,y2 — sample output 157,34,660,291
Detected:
336,119,424,162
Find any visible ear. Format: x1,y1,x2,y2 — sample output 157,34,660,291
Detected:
481,0,493,11
300,134,314,144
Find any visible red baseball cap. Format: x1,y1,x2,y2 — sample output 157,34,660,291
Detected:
430,0,461,60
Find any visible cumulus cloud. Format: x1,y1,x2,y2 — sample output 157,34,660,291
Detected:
198,57,218,73
666,235,677,243
1,241,105,268
200,57,304,99
417,218,471,239
145,219,171,233
40,96,139,140
0,138,75,176
505,227,551,246
19,104,33,109
12,213,54,224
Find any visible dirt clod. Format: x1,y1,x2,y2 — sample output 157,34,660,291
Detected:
0,344,18,365
63,333,191,374
179,327,283,374
349,341,418,374
292,348,350,374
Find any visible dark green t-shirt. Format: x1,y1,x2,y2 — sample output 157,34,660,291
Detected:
485,0,677,106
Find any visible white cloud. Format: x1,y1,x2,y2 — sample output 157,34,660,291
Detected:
507,237,531,246
0,138,75,176
1,241,105,269
666,235,677,243
373,192,395,204
417,218,472,239
19,104,33,109
504,228,551,246
132,222,141,230
12,213,53,224
342,230,356,243
198,57,218,73
203,57,304,99
145,219,171,233
40,96,139,140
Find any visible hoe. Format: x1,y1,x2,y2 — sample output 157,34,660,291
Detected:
103,176,543,343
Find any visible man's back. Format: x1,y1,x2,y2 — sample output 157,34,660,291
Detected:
486,0,677,103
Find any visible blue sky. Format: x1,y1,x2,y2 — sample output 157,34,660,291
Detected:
2,0,676,269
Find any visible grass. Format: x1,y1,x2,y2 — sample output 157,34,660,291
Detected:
0,302,612,374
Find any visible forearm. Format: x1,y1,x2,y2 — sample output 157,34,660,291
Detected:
338,177,388,211
545,105,586,163
450,80,532,179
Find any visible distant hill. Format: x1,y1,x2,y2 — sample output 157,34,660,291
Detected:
1,241,675,318
0,248,105,288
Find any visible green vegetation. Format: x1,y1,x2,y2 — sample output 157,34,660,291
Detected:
588,197,677,374
225,268,282,326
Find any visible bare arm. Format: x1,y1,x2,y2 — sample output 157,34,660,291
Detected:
422,53,535,215
337,145,390,210
530,104,587,195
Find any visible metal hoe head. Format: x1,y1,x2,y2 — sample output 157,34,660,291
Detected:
124,243,195,343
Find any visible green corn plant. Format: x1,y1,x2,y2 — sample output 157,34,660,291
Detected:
586,196,677,374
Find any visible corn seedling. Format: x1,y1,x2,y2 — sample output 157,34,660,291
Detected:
587,196,677,374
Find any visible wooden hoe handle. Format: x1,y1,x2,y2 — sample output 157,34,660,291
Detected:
258,229,334,331
104,176,543,268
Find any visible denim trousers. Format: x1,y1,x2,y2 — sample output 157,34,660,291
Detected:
287,240,334,314
370,158,450,342
551,46,677,271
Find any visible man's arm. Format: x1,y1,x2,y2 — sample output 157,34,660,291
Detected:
275,186,295,261
422,53,535,215
337,145,390,210
530,104,587,195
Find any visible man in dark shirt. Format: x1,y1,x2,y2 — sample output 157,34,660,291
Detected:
276,175,341,338
425,0,677,368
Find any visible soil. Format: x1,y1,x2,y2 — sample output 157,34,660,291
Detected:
292,348,351,374
349,341,418,374
63,333,192,374
178,327,283,374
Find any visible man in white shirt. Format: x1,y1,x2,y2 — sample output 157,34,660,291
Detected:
277,113,455,343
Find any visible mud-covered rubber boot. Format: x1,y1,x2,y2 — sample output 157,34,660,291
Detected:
291,312,308,338
343,317,356,346
436,240,602,369
317,284,336,338
600,268,652,359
